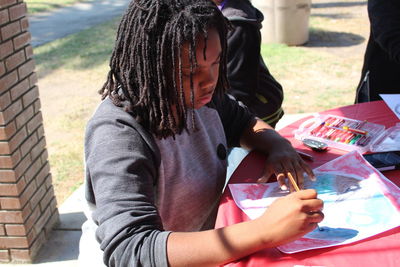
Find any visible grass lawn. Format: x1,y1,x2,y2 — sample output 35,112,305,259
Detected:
25,0,91,13
33,2,367,204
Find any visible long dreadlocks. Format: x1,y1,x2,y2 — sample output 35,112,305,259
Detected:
99,0,230,139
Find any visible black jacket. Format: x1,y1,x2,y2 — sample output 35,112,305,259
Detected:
222,0,284,127
356,0,400,103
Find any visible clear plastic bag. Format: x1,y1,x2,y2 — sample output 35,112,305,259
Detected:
369,123,400,152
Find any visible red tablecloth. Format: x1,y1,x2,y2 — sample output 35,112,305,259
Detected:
216,101,400,267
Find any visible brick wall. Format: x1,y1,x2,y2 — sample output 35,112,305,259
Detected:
0,0,59,263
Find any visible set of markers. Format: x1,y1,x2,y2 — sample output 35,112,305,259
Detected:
294,114,386,153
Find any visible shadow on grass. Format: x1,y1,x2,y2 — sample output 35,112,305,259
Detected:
33,18,118,79
305,28,365,48
312,1,367,9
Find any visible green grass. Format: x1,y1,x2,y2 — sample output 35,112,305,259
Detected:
25,0,91,13
260,41,357,114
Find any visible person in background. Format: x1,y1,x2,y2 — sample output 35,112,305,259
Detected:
355,0,400,103
213,0,284,128
78,1,323,266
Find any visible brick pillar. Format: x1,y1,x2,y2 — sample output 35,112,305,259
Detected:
0,0,59,263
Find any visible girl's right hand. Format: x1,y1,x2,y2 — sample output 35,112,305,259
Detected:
256,189,324,248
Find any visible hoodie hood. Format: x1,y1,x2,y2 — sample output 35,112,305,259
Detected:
221,0,264,27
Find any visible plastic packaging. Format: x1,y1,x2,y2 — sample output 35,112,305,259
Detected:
294,114,386,153
369,123,400,152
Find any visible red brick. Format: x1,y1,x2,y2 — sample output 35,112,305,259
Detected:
24,45,32,59
28,230,44,259
0,224,5,235
0,10,10,25
17,58,34,80
28,186,45,211
5,49,25,70
0,210,24,224
0,20,20,41
0,99,22,125
19,132,37,158
32,99,40,114
10,249,30,262
0,176,25,197
0,91,11,109
0,197,21,209
33,162,49,187
0,141,10,154
0,149,20,168
23,204,39,233
39,149,47,165
13,154,30,179
26,228,37,247
0,40,13,60
22,86,38,108
39,187,54,211
0,121,16,141
44,208,58,235
0,61,5,76
0,170,18,182
26,111,42,134
27,72,37,87
9,3,26,21
15,104,33,129
35,124,44,140
19,17,28,32
0,249,10,262
5,224,26,236
29,138,45,169
21,200,31,219
13,31,30,50
44,173,53,189
0,236,28,249
8,126,27,153
33,208,50,234
0,0,17,9
49,197,57,213
0,69,17,95
23,156,41,184
9,77,29,100
0,184,18,197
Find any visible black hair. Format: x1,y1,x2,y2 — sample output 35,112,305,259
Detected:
99,0,230,139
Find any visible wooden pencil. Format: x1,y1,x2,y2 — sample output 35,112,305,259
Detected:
287,172,323,231
287,172,301,192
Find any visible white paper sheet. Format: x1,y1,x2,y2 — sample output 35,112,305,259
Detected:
380,94,400,120
229,151,400,253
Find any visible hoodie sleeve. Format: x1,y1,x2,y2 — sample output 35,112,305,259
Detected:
225,21,283,120
225,21,261,101
368,0,400,63
84,100,170,267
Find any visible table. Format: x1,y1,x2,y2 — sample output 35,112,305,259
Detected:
215,101,400,267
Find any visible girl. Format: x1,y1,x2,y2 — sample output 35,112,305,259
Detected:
79,0,323,266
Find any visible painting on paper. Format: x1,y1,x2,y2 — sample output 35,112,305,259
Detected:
229,151,400,253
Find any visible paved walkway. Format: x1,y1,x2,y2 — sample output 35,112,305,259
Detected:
29,0,131,47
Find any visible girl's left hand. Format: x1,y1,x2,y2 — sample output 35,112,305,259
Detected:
257,138,316,191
